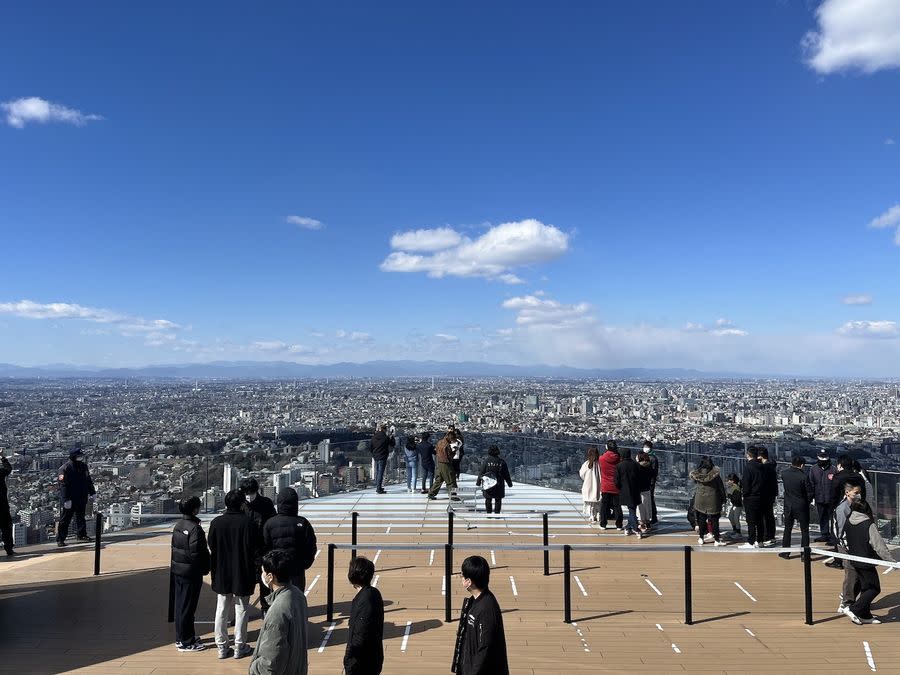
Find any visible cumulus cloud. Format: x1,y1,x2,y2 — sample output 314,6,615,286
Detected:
837,320,899,339
334,329,373,343
381,219,569,284
803,0,900,74
501,295,594,328
842,294,873,305
887,138,896,145
286,215,324,230
2,96,103,128
868,204,900,245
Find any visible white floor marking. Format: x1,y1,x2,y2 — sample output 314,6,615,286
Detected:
372,575,380,588
656,623,663,631
314,548,321,560
863,641,876,672
490,550,496,566
574,575,588,597
385,524,392,534
400,621,412,652
734,581,757,602
570,621,590,652
644,578,663,596
745,628,756,637
509,576,518,596
441,576,446,596
318,621,336,652
429,549,435,566
304,575,320,596
373,549,381,564
671,643,682,654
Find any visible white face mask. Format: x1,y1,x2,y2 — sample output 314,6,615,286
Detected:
261,572,272,589
75,456,84,462
245,493,257,503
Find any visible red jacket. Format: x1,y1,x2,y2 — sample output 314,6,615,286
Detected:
599,450,620,494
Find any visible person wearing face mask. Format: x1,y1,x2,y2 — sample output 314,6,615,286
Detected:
249,549,309,675
835,484,863,611
241,477,276,611
452,555,508,675
56,449,96,547
839,499,895,625
343,556,384,675
642,441,660,525
170,496,210,652
809,451,836,544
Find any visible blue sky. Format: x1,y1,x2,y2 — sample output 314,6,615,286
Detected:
2,0,900,375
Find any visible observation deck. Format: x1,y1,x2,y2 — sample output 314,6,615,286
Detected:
1,475,899,674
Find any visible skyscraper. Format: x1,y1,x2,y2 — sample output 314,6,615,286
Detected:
223,462,238,493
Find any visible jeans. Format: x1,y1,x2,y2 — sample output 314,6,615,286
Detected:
374,459,387,491
421,465,435,491
744,500,764,545
485,497,502,514
405,451,418,490
215,593,250,648
849,567,880,619
816,502,835,542
57,503,87,542
782,502,810,549
697,511,721,541
625,504,639,532
174,574,203,645
599,493,622,529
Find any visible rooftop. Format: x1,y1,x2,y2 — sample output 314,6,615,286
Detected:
2,476,899,674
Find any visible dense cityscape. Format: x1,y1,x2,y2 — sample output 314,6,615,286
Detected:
3,376,900,548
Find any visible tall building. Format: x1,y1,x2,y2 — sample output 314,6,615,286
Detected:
525,394,539,411
318,439,331,463
274,471,291,492
223,462,238,493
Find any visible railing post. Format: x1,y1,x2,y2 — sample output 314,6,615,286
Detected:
351,511,358,560
803,545,813,626
563,544,572,624
448,510,454,547
684,545,693,625
327,543,335,623
444,543,453,623
167,570,175,623
93,512,102,576
543,512,550,576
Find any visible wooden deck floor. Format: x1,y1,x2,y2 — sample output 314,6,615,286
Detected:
2,480,899,674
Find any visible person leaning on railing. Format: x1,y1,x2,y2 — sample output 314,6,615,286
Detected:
170,496,211,652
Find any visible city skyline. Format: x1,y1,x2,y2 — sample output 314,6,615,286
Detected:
3,1,900,375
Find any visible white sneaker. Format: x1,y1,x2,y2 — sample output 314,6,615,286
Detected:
838,604,848,615
714,540,725,547
844,609,863,625
763,539,776,548
738,542,757,549
703,533,714,542
861,617,882,624
697,537,705,546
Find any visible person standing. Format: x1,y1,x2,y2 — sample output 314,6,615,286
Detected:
724,473,743,539
739,447,766,549
208,489,258,660
370,424,395,494
636,451,654,533
831,454,866,507
809,451,836,544
690,456,726,546
56,449,96,547
170,496,210,652
476,445,513,515
263,488,317,591
0,448,14,556
428,431,461,502
241,477,276,611
598,440,623,530
343,556,384,675
404,435,419,494
417,432,436,494
779,455,813,558
841,500,896,625
448,424,465,479
758,448,778,547
249,550,309,675
614,449,642,537
579,446,602,522
453,555,509,675
643,440,660,524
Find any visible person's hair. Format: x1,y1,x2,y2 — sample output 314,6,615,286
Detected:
586,445,599,468
849,500,872,517
745,446,760,460
179,496,201,516
348,556,376,586
421,431,431,442
637,451,649,464
727,473,740,484
758,448,769,460
643,440,653,450
261,549,294,584
240,477,259,494
461,555,490,590
488,444,500,457
605,440,617,453
844,482,861,495
838,454,852,470
697,455,713,471
852,459,865,474
791,454,804,468
620,448,632,460
224,489,244,510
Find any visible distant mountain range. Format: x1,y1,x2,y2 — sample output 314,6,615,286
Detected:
0,360,767,380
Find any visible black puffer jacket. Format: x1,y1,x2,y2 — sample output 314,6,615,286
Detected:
243,494,276,532
208,508,259,596
476,456,513,499
263,488,318,590
171,515,211,578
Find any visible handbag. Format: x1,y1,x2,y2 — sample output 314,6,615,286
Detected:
481,475,498,491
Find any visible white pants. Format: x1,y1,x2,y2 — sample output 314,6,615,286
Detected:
215,593,250,648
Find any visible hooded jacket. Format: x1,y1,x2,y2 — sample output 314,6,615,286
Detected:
249,584,309,675
598,450,620,494
841,510,895,570
171,514,211,579
58,457,96,506
808,461,835,504
263,488,317,590
614,458,642,508
208,507,259,596
690,466,726,515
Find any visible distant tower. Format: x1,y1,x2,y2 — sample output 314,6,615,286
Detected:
431,377,435,390
223,463,237,493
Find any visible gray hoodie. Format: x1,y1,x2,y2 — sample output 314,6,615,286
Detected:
249,584,309,675
842,511,895,567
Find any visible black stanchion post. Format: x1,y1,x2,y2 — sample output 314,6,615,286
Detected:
684,545,693,625
563,544,572,624
444,543,453,623
351,511,358,559
93,512,102,576
803,545,813,626
327,543,336,623
543,512,550,576
448,510,454,547
167,570,175,623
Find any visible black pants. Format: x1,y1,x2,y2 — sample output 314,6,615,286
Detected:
257,568,271,610
762,500,776,542
743,499,764,545
0,503,13,552
782,502,810,549
599,493,623,528
57,503,87,542
451,459,462,479
485,497,502,514
850,566,881,620
697,511,720,540
174,574,203,644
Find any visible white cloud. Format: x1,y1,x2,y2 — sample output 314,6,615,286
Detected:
869,204,900,229
502,295,593,328
286,215,324,230
887,138,896,145
842,294,873,305
803,0,900,74
250,340,312,354
434,333,459,343
381,219,569,284
2,97,103,128
681,318,748,337
350,331,372,343
837,320,899,339
335,329,347,339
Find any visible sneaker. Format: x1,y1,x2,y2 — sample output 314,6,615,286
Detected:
234,644,253,659
450,496,462,502
825,559,843,569
76,536,93,542
697,537,704,546
778,552,790,560
762,539,776,548
217,647,233,659
57,541,67,548
5,549,15,557
813,536,829,543
838,604,849,615
714,540,725,547
177,641,206,652
636,531,644,539
861,617,882,625
703,533,714,542
427,494,436,500
844,609,863,625
623,529,632,536
738,542,758,549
